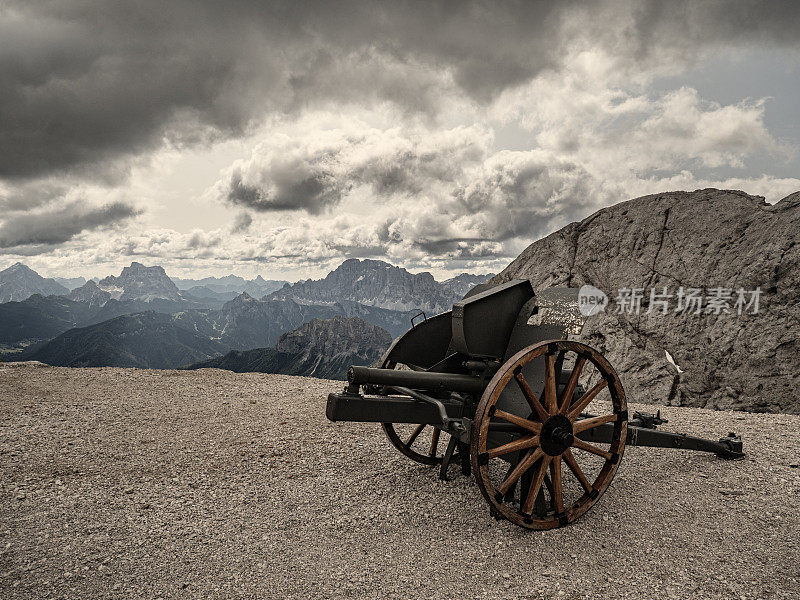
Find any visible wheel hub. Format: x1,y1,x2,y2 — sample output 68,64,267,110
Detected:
540,414,574,456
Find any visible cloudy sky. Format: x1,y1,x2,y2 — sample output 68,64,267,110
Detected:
1,1,799,280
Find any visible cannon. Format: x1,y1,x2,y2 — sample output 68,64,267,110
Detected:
326,279,744,529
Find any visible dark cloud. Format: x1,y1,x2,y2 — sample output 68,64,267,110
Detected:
0,181,69,211
0,201,140,248
230,211,253,233
5,1,798,183
224,125,487,213
630,1,800,55
411,237,505,258
227,170,343,214
451,153,610,242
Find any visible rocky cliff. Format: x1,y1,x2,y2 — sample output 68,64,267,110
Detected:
494,188,799,414
66,280,111,307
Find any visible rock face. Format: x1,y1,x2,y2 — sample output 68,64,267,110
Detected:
67,280,112,307
185,316,392,379
269,258,491,314
0,263,68,302
494,188,799,414
98,262,183,301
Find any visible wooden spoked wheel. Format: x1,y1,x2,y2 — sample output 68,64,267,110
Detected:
380,359,449,466
382,422,445,466
471,340,628,529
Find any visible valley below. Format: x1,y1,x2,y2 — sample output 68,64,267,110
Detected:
2,363,798,599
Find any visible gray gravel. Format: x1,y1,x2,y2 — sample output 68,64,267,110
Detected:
2,363,799,599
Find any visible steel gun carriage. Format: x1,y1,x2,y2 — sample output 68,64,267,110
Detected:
326,280,744,529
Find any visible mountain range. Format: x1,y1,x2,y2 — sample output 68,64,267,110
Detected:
268,258,494,314
171,274,287,298
9,258,492,369
184,316,392,379
0,262,230,355
17,293,417,368
0,294,212,352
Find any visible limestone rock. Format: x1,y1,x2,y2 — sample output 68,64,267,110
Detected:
494,189,799,413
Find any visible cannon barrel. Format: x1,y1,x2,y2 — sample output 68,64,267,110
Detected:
348,365,485,394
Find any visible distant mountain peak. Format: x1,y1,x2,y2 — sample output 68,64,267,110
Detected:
0,262,69,302
98,262,182,302
119,261,169,277
67,280,112,307
221,291,259,310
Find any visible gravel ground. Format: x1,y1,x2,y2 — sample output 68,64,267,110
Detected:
1,363,799,600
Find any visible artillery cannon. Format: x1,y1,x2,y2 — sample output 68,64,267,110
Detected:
326,279,744,530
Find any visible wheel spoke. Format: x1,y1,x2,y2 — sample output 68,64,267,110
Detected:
405,423,426,449
559,356,586,414
566,379,608,421
544,353,558,414
502,461,519,502
573,413,619,434
513,371,549,421
493,409,542,434
563,448,592,493
487,434,540,459
429,427,440,458
571,437,613,460
521,455,552,515
497,447,544,496
554,350,566,382
550,456,564,515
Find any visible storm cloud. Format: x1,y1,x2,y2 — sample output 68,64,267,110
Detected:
0,201,139,249
223,125,490,213
4,1,800,182
0,0,566,182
